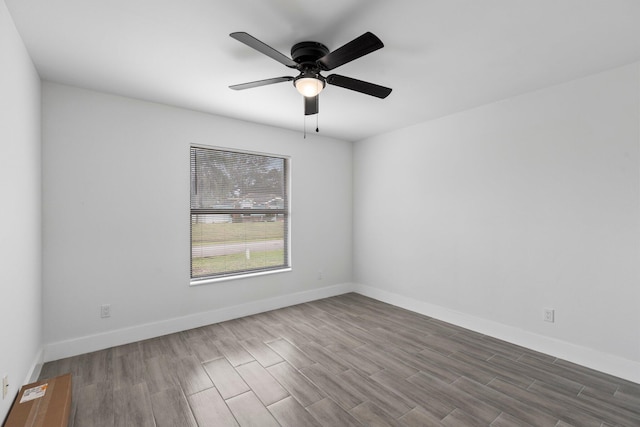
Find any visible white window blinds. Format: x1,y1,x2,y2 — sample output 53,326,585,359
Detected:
190,146,289,280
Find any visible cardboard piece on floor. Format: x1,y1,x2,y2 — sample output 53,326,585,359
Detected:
4,373,72,427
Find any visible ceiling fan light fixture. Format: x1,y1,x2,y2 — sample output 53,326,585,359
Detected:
294,76,325,97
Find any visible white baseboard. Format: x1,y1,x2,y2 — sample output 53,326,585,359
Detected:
43,281,639,384
25,347,44,383
43,282,356,362
354,283,640,384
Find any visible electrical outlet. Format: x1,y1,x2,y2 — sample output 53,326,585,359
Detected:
317,270,323,280
543,308,555,323
2,374,8,399
100,304,111,318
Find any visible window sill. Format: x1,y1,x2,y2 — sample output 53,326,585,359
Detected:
190,267,292,286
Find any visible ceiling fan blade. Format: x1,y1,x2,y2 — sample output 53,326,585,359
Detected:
317,32,384,71
326,74,392,99
230,32,298,68
304,95,318,115
229,76,294,90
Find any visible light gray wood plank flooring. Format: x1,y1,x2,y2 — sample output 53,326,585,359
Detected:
39,293,640,426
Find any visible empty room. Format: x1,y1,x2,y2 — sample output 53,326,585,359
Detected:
1,0,640,426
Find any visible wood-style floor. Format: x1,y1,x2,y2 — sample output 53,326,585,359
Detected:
39,293,640,426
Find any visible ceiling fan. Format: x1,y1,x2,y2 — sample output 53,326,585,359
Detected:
229,31,392,117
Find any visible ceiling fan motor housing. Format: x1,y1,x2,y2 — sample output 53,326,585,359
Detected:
291,41,330,65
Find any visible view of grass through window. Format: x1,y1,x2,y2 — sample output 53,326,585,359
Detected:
190,147,289,280
191,216,286,277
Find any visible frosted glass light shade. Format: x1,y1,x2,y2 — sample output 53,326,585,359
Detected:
295,77,324,97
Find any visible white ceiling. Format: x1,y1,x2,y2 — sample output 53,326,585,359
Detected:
6,0,640,141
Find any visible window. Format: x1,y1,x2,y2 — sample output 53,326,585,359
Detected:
190,146,289,282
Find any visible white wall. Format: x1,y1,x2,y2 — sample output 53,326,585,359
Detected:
354,63,640,381
0,0,42,420
41,82,353,359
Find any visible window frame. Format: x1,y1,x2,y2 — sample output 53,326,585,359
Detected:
189,144,291,285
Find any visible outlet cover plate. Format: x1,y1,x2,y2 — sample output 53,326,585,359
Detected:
543,308,555,323
100,304,111,318
2,375,8,399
